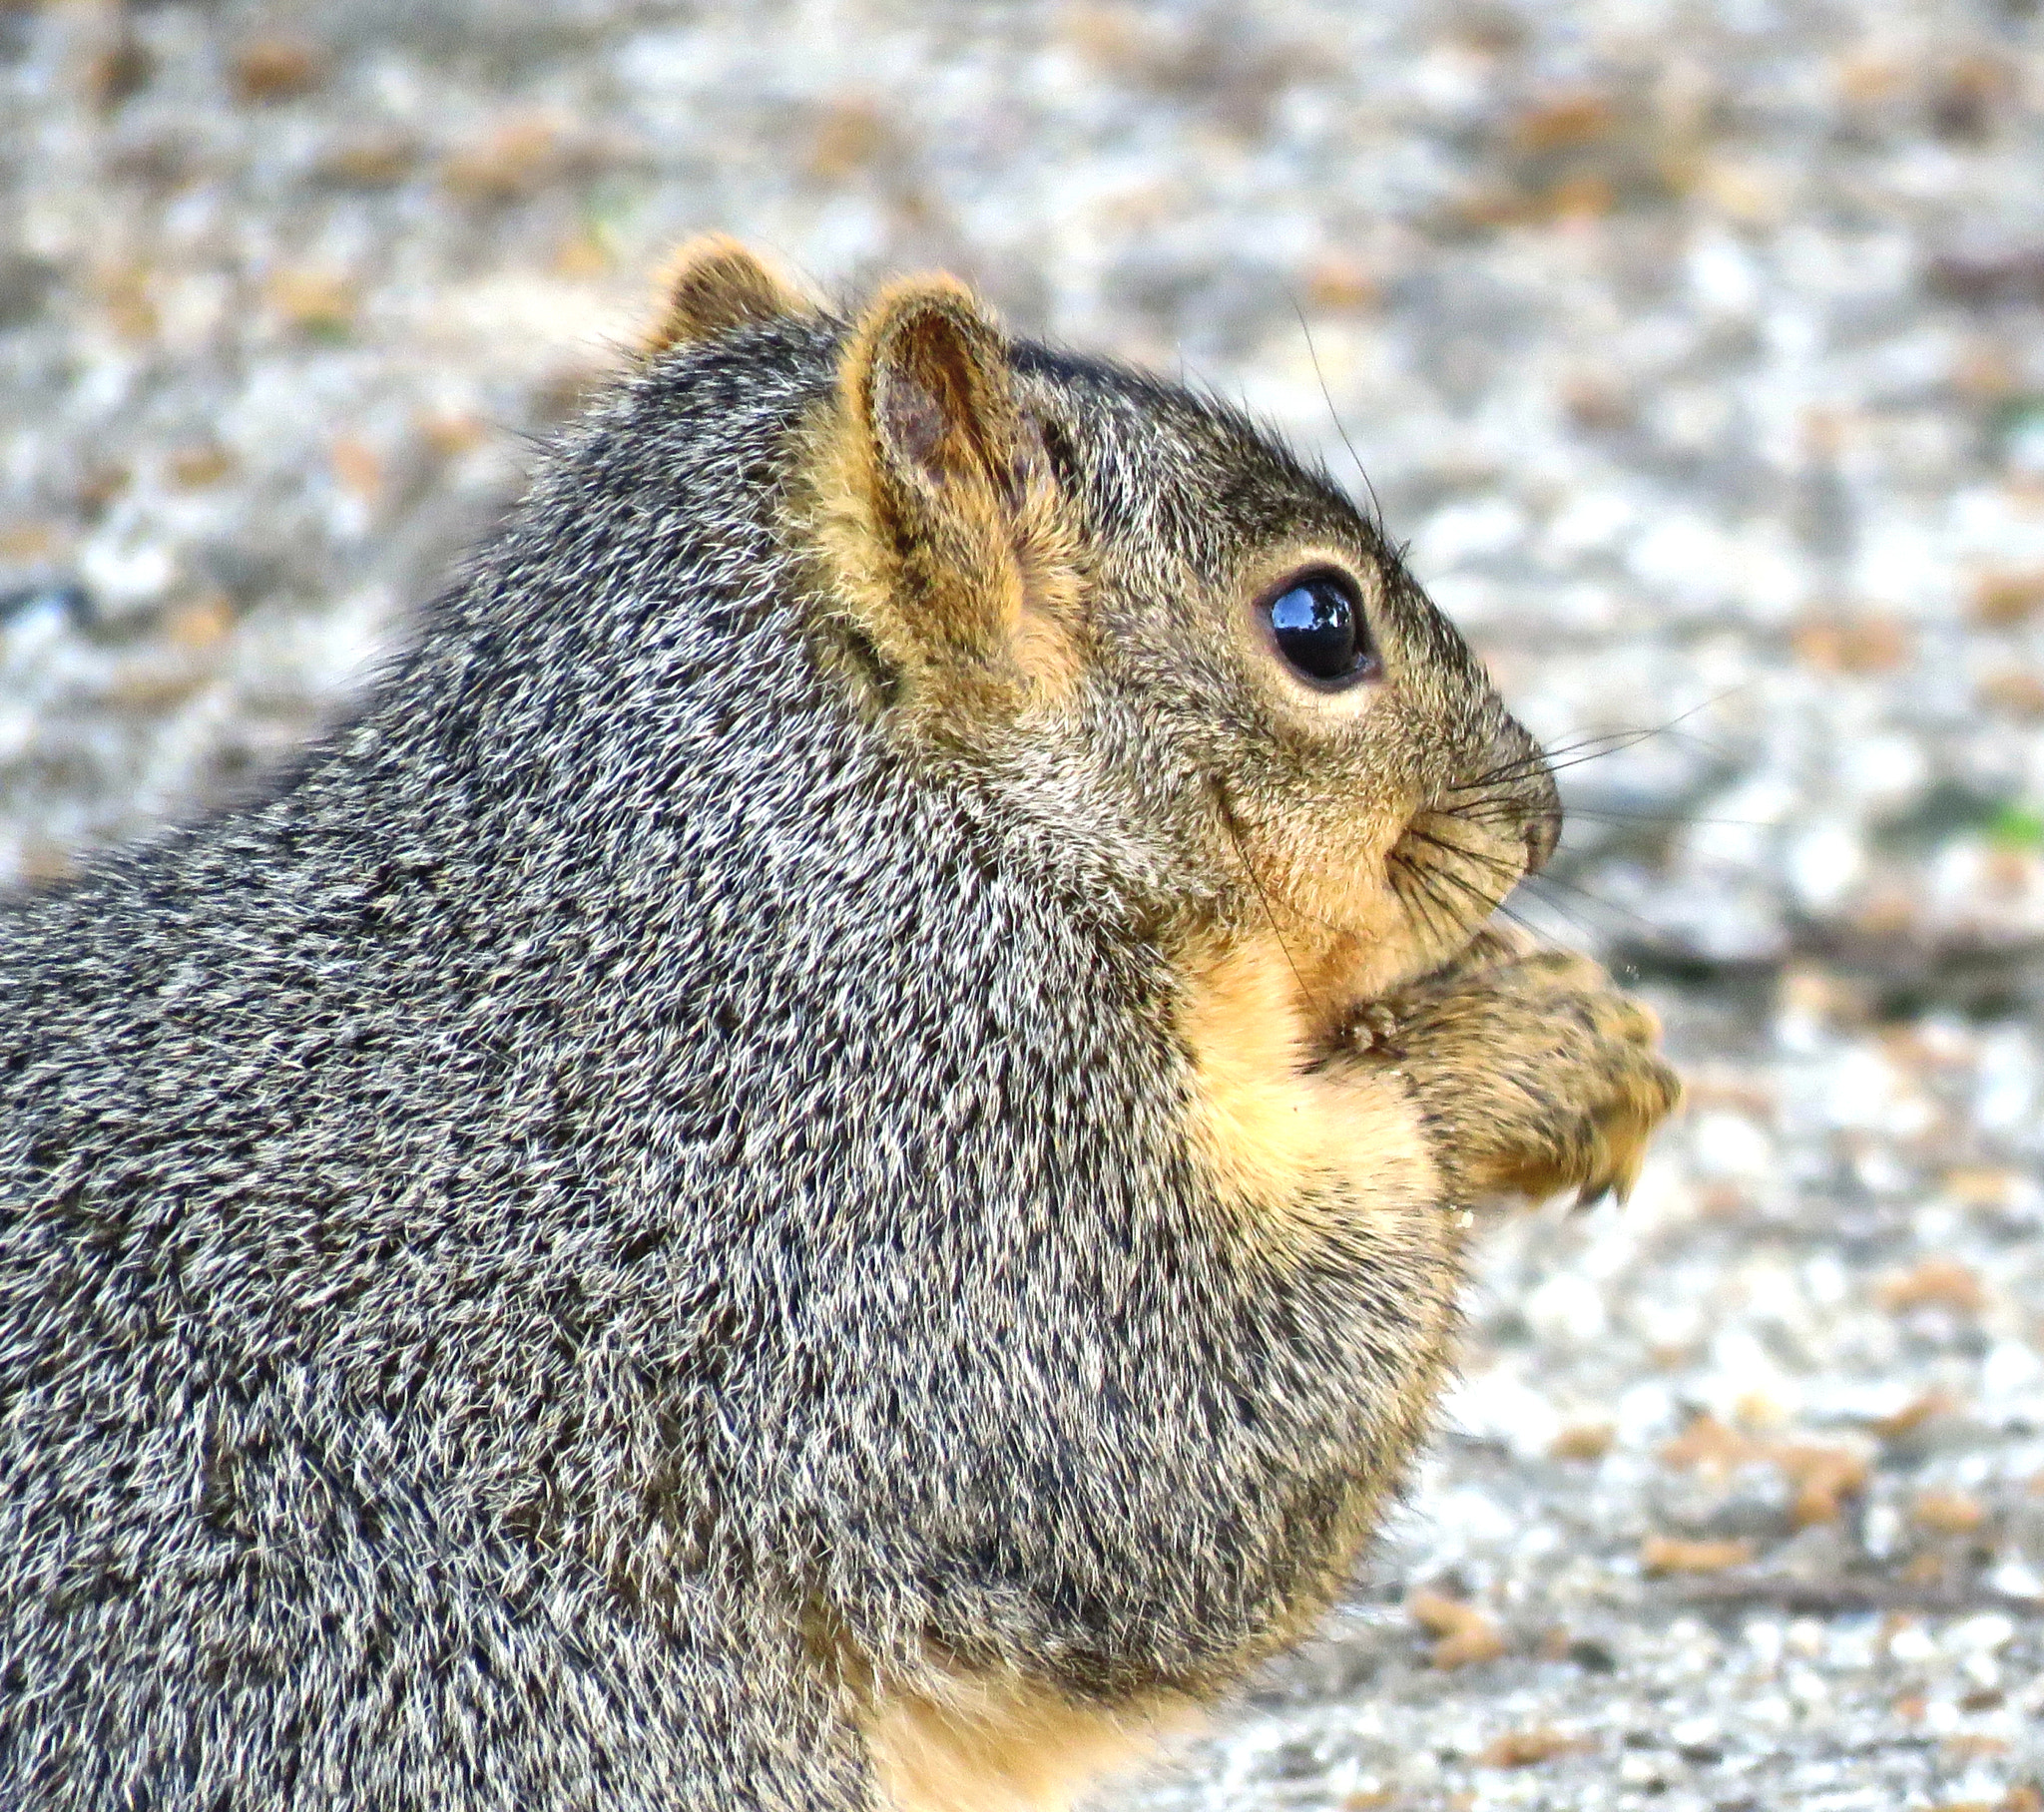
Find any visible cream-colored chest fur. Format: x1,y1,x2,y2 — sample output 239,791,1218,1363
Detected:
1176,928,1439,1246
863,1668,1197,1812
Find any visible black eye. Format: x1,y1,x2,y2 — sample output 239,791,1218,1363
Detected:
1262,572,1378,688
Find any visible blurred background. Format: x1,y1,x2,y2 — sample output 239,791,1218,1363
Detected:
2,2,2041,1807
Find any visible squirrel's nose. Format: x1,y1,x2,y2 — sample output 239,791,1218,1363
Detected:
1522,802,1561,876
1486,713,1560,876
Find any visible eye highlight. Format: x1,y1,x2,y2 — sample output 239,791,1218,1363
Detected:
1260,570,1379,689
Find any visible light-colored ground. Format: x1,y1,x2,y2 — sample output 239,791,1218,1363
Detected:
4,3,2042,1806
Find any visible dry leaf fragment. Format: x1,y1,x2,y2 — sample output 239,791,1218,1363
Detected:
444,115,572,203
1873,1390,1959,1441
1972,569,2044,628
1511,93,1615,153
1303,255,1378,312
1837,54,1907,106
1547,174,1614,220
1791,615,1910,674
1902,1551,1950,1586
319,135,419,189
1408,1587,1507,1669
1660,1413,1765,1476
78,462,130,516
553,233,611,279
1943,1734,2011,1763
806,100,895,183
1661,1414,1867,1523
1981,672,2044,719
1776,1443,1871,1527
1551,1421,1615,1462
232,37,328,103
1879,1260,1985,1315
0,523,58,562
85,31,154,112
1561,374,1632,431
1640,1536,1754,1575
420,412,487,459
266,270,355,336
169,445,235,490
1478,1726,1592,1768
329,436,383,504
98,264,158,341
1931,54,2015,142
1912,1488,1986,1536
166,594,234,652
1944,1165,2020,1208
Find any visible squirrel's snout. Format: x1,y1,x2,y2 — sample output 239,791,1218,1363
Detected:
1475,713,1561,880
1522,796,1561,876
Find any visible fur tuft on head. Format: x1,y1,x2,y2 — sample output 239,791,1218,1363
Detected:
644,234,810,354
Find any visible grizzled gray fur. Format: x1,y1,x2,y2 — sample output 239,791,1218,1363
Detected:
0,257,1671,1810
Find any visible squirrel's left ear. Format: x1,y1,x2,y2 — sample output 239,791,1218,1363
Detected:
811,276,1080,716
644,235,811,354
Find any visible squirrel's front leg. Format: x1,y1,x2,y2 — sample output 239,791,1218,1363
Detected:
1350,948,1682,1207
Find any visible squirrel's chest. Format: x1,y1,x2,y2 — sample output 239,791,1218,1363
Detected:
1174,929,1440,1248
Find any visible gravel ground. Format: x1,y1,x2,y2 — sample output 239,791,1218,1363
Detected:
4,2,2043,1807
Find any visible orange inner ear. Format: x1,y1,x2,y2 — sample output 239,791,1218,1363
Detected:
861,288,1022,513
795,274,1086,718
875,312,1009,498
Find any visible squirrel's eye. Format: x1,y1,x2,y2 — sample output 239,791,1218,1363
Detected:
1262,572,1378,688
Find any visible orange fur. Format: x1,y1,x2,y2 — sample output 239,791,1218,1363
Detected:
790,277,1085,732
861,1666,1197,1812
1176,926,1440,1251
644,234,808,354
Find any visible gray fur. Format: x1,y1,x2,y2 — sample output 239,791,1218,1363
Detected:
0,311,1553,1808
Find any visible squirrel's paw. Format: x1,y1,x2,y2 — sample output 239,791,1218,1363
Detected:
1364,949,1682,1209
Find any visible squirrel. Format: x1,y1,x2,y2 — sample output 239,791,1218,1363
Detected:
0,237,1679,1812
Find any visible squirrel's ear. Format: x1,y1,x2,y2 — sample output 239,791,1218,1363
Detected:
644,235,809,354
816,276,1077,703
853,278,1024,514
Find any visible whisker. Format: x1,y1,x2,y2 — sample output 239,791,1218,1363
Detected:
1507,880,1616,952
1399,851,1550,956
1446,689,1751,802
1443,799,1771,832
1286,292,1384,533
1212,778,1313,1008
1402,825,1524,884
1387,852,1463,956
1399,815,1638,955
1556,809,1768,829
1393,847,1512,923
1447,731,1646,799
1518,871,1694,950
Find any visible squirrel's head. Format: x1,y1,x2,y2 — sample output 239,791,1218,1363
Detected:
649,241,1560,1040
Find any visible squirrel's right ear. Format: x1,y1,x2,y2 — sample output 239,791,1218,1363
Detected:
807,276,1081,724
644,235,810,354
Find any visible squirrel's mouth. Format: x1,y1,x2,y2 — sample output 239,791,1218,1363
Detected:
1244,806,1543,1054
1378,806,1541,979
1204,781,1553,1035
